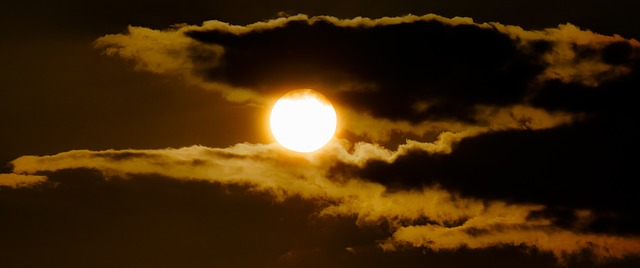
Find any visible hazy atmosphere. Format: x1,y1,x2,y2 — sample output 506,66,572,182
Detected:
2,1,639,267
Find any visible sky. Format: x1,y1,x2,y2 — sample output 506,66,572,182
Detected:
2,1,640,267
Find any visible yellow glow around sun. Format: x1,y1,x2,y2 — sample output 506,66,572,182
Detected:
270,89,337,152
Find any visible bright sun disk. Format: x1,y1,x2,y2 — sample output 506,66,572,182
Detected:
270,89,337,152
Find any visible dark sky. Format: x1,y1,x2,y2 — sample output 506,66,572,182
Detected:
2,1,640,267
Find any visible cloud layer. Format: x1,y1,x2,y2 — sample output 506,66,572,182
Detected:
8,139,640,262
95,14,640,143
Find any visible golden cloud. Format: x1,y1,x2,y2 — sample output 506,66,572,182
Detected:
9,140,640,261
0,173,47,188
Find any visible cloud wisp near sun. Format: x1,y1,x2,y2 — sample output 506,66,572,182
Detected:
4,13,640,266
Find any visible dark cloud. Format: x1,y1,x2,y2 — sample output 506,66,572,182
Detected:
2,169,638,268
93,15,640,149
0,169,323,268
7,141,640,262
181,16,639,124
185,18,544,122
346,116,639,235
0,170,552,268
531,66,640,115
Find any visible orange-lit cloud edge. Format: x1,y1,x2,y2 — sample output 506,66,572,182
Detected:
3,14,640,263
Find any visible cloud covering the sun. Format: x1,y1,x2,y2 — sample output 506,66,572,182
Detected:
3,13,638,266
95,14,639,144
8,138,640,261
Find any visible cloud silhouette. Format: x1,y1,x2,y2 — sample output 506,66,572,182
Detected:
96,14,639,144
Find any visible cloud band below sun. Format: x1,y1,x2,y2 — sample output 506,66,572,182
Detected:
7,139,640,262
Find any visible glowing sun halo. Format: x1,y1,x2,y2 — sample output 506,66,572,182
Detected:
270,89,337,152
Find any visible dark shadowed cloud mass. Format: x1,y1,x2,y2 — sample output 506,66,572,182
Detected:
2,2,640,268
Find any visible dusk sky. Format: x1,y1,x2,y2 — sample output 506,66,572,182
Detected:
2,1,640,267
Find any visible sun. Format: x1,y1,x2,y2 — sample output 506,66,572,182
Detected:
270,89,337,152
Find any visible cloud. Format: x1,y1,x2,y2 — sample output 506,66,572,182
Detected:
9,140,640,261
0,173,47,188
383,224,640,262
94,25,263,104
351,118,639,228
493,23,640,86
342,104,578,145
95,14,639,143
